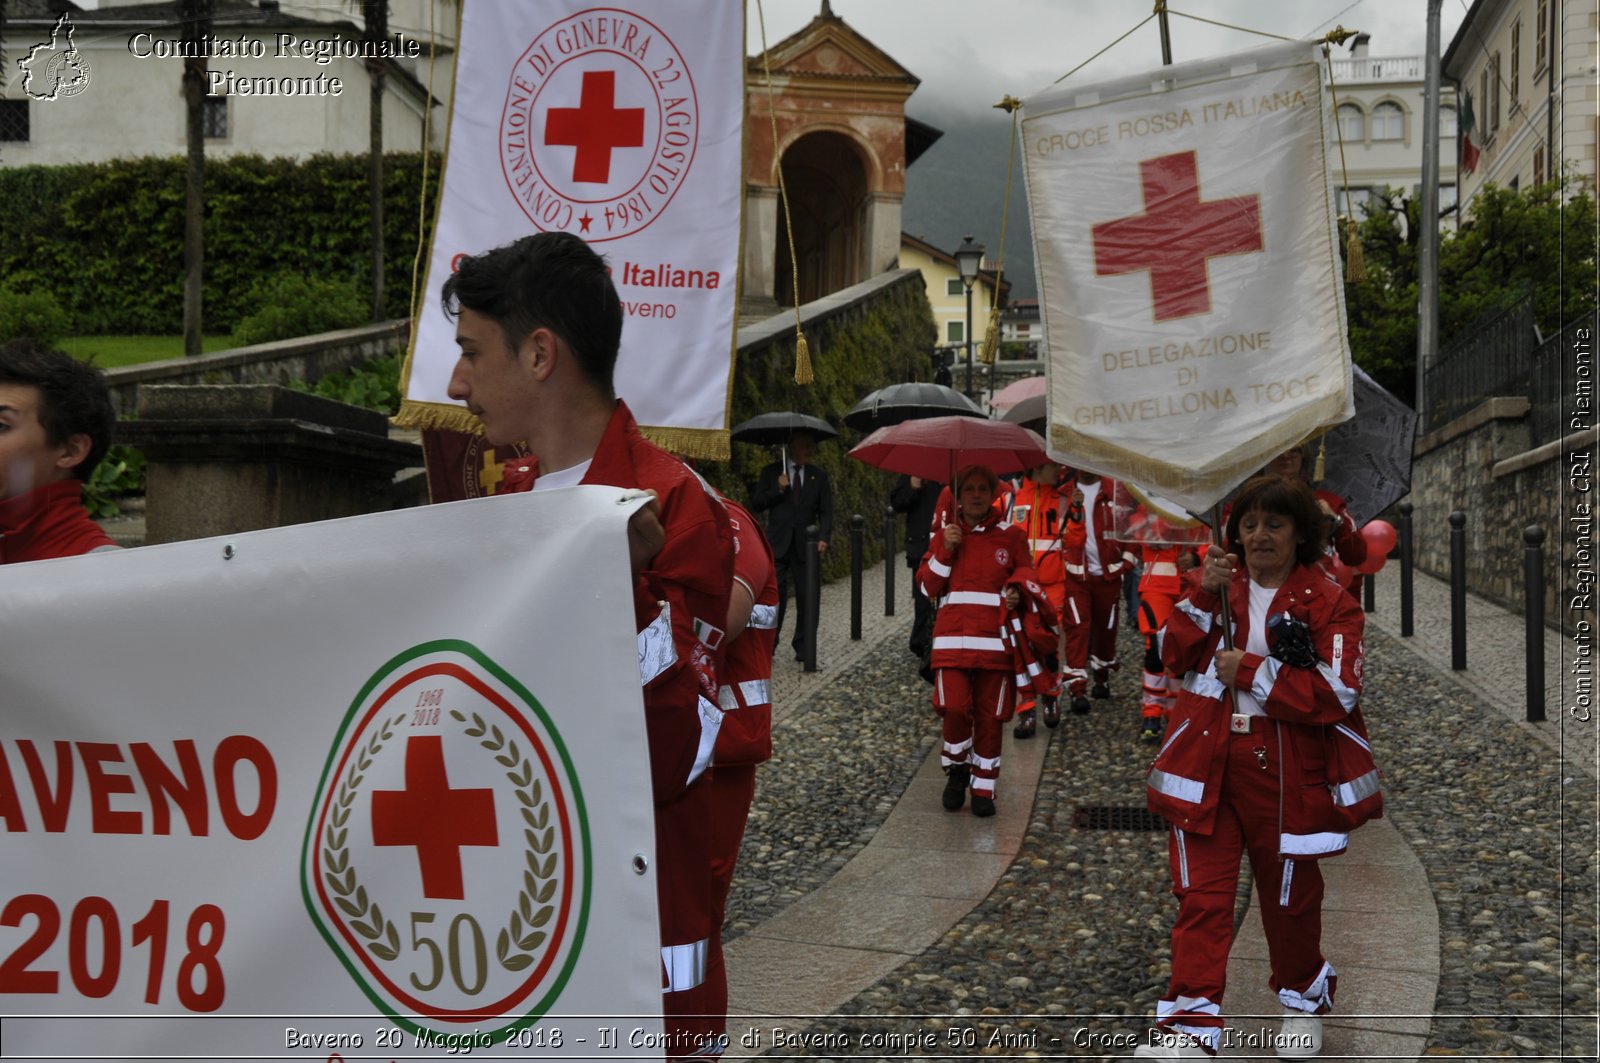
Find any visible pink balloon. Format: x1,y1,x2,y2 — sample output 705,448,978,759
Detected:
1355,549,1387,576
1361,519,1398,559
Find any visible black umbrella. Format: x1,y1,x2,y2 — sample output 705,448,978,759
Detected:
729,411,838,447
1315,366,1417,526
843,382,985,431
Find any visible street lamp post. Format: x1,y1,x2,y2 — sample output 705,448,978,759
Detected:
955,235,984,400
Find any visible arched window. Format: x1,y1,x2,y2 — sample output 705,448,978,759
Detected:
1371,102,1405,141
1440,105,1458,139
1337,104,1365,142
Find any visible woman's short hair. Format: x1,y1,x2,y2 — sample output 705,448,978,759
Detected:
1226,475,1328,566
954,464,998,495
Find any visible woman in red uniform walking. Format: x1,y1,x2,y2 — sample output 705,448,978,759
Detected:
917,465,1036,818
1136,476,1381,1059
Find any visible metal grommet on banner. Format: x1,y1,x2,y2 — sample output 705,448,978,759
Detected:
222,544,236,560
632,854,649,875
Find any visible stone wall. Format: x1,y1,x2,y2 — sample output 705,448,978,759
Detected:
102,321,409,418
1409,397,1592,628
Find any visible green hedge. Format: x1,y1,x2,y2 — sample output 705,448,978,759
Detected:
696,274,938,581
0,153,441,334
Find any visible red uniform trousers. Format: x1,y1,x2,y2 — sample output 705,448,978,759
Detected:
1136,592,1180,722
1158,732,1336,1054
701,763,757,1048
934,668,1013,799
1061,578,1122,696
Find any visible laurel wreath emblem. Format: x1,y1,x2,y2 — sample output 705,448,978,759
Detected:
453,710,558,973
322,714,405,962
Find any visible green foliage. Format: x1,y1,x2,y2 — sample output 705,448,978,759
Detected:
231,272,367,347
0,284,70,345
289,351,403,415
0,153,441,335
1342,175,1597,406
693,275,938,580
82,445,145,520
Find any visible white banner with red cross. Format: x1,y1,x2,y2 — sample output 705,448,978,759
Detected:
0,490,665,1059
399,0,744,463
1021,41,1353,514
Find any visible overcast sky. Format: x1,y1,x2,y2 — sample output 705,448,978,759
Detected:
747,0,1471,118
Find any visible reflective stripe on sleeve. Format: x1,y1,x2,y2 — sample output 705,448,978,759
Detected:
638,604,677,686
661,938,709,994
1332,770,1382,807
1251,654,1283,704
927,557,952,578
1316,662,1361,712
1175,597,1214,634
1182,670,1226,701
1148,768,1204,804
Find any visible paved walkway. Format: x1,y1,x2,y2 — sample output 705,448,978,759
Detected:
722,552,1587,1058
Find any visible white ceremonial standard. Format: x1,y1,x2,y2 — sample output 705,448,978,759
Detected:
0,488,664,1059
1022,40,1354,513
399,0,745,458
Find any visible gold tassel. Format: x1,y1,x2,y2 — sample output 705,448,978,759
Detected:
1313,434,1326,483
793,332,814,385
979,306,1000,365
1344,215,1366,282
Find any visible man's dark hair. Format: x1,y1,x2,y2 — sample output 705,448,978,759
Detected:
1226,475,1327,567
0,339,115,481
440,233,622,398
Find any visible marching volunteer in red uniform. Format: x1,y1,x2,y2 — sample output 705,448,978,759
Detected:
1136,477,1380,1060
1135,543,1197,742
0,341,118,563
701,497,778,1054
1006,460,1071,737
1060,471,1137,713
445,233,735,1060
917,465,1037,818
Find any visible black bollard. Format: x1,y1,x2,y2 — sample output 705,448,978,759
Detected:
850,514,865,641
1449,511,1467,670
1398,501,1414,637
1363,572,1376,613
803,523,820,673
1525,525,1547,722
883,505,896,617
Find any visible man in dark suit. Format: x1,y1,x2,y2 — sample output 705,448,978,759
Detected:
749,430,833,661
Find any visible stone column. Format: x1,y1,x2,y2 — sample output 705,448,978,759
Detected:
743,186,779,302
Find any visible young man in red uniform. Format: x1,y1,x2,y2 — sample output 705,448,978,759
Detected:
700,496,778,1055
0,340,118,563
1060,471,1137,714
444,233,735,1058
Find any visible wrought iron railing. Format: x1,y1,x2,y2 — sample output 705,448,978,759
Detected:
1423,294,1536,433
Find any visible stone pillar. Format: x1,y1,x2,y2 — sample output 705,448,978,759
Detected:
863,192,903,278
118,385,424,545
743,186,779,302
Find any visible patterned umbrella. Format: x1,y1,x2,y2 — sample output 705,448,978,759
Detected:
849,416,1048,483
1315,366,1417,526
842,382,985,431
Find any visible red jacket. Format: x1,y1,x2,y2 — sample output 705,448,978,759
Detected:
1146,562,1381,858
1061,476,1136,581
917,504,1036,672
714,498,777,767
0,480,116,563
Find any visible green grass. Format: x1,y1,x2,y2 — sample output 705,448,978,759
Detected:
61,335,233,368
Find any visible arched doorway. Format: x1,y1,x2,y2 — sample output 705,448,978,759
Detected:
773,130,870,307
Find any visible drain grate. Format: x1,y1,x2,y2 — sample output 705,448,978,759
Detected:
1072,805,1168,832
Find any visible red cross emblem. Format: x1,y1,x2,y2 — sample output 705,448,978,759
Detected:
371,734,498,900
544,69,645,184
1091,150,1264,321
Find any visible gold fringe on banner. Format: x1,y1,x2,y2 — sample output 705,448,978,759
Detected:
641,425,731,462
396,399,487,435
1313,432,1327,482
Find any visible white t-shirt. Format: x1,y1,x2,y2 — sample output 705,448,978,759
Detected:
1079,479,1102,574
530,459,592,492
1232,579,1278,717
